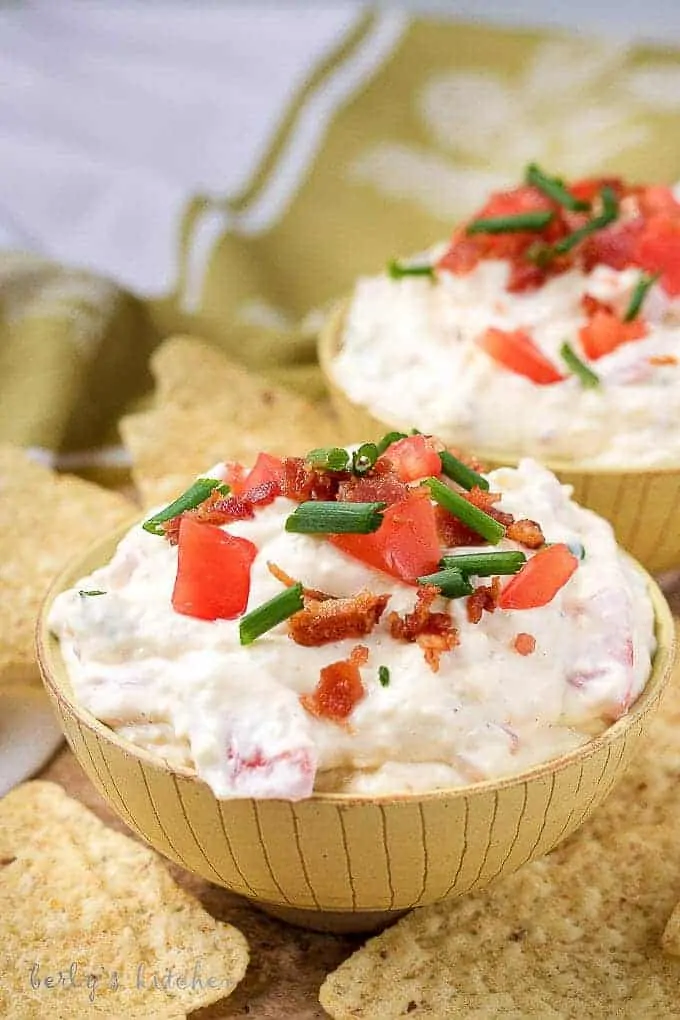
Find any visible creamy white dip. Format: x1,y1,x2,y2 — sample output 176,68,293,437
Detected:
332,256,680,467
49,459,655,800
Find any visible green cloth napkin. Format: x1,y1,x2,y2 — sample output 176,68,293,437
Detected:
4,14,680,457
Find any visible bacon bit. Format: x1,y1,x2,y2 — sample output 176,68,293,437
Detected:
162,490,255,544
289,591,390,647
581,293,613,318
513,632,536,656
281,457,348,502
388,586,458,671
506,518,545,549
266,561,334,602
436,487,513,548
337,461,409,505
300,645,368,723
649,354,678,366
466,577,501,624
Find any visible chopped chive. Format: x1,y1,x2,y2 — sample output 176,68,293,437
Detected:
560,341,600,389
143,478,229,536
239,583,304,645
466,211,554,235
352,442,379,476
525,163,591,212
439,551,526,576
378,665,390,687
306,446,350,472
388,259,435,280
376,430,408,456
78,589,106,597
439,450,489,492
427,477,505,544
623,272,659,322
410,427,422,435
551,185,619,255
417,568,473,599
285,501,386,535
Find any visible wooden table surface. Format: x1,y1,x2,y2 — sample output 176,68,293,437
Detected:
38,575,680,1019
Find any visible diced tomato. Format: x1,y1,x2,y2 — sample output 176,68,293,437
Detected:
568,177,626,205
330,491,441,583
498,544,578,610
478,184,554,218
379,435,441,482
634,216,680,296
241,452,285,504
637,185,680,217
581,220,642,272
478,328,564,385
172,517,257,621
437,234,482,276
579,310,647,361
222,461,248,496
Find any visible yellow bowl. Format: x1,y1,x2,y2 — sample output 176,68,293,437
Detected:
37,525,676,933
319,301,680,576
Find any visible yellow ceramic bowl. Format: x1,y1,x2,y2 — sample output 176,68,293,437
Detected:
37,525,675,933
319,301,680,576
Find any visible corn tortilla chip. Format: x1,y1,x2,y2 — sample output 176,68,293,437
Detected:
320,627,680,1019
119,335,341,507
0,782,248,1018
0,445,133,686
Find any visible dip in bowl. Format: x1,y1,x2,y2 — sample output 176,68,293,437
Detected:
39,437,675,931
321,167,680,573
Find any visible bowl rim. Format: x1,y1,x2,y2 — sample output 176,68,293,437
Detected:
318,298,680,478
37,518,676,808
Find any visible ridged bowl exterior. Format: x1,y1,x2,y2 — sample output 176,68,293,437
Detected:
37,526,675,932
318,302,680,576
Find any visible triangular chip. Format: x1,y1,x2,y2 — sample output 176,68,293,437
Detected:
320,626,680,1019
0,445,134,685
0,782,248,1018
119,335,341,507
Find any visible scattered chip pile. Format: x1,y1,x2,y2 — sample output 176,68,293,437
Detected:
0,782,249,1019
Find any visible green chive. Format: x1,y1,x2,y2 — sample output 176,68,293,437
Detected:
143,478,229,536
439,450,489,492
417,568,473,599
466,211,554,234
426,477,505,544
378,665,390,687
525,163,591,212
623,272,659,322
78,589,106,597
560,341,600,389
352,443,379,476
439,551,526,576
285,501,386,535
551,185,619,255
239,583,304,645
376,430,408,456
306,446,350,472
388,259,435,280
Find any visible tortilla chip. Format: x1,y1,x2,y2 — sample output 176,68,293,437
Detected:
662,902,680,956
0,782,249,1018
320,626,680,1019
0,445,133,686
119,335,341,507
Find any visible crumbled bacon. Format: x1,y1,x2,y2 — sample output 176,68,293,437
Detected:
243,479,281,507
581,293,613,318
289,591,389,647
337,461,408,505
300,645,368,723
436,487,512,548
281,457,349,502
506,518,545,549
466,576,501,624
649,354,678,366
388,585,458,671
514,632,536,656
266,561,334,602
162,490,254,544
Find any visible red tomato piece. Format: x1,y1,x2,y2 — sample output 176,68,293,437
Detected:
379,435,442,482
637,186,680,217
498,544,578,610
478,328,564,385
581,220,642,272
241,452,285,503
437,234,482,276
579,310,647,361
172,517,257,621
222,461,248,496
478,184,553,218
330,491,441,583
634,217,680,296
